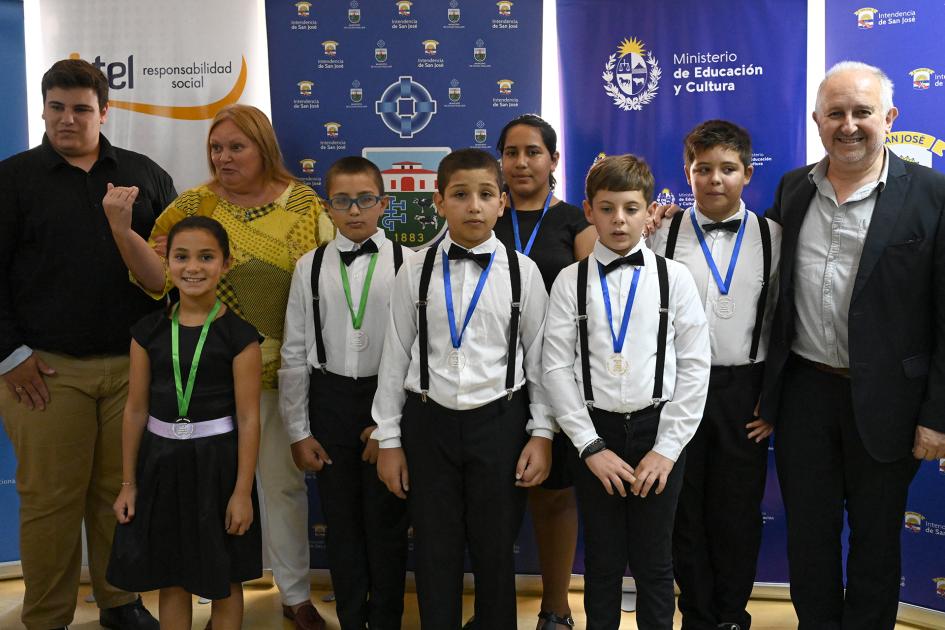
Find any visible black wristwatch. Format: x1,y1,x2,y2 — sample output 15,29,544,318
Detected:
580,438,607,460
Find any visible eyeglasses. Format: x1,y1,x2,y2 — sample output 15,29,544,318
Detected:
328,194,384,211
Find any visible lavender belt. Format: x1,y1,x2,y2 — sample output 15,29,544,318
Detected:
147,415,234,440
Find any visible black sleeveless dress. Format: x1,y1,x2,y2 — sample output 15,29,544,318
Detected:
107,308,263,599
493,200,590,293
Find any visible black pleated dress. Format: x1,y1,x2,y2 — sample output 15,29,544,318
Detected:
107,308,263,600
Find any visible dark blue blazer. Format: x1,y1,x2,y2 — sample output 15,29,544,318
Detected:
760,151,945,462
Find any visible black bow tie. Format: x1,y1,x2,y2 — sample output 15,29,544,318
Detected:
447,244,492,270
601,250,645,275
339,239,378,266
702,219,741,234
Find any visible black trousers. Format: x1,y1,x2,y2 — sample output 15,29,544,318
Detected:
673,363,768,630
775,355,920,630
401,391,529,630
573,404,686,630
310,371,409,630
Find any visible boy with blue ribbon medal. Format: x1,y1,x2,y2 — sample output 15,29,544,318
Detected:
373,149,554,630
542,154,710,630
648,120,782,630
279,157,408,630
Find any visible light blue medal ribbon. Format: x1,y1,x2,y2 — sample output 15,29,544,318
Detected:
442,249,495,354
690,208,748,295
598,263,641,356
509,190,554,256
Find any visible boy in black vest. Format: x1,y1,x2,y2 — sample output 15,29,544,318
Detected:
280,156,408,629
543,154,711,630
374,148,554,629
649,120,782,630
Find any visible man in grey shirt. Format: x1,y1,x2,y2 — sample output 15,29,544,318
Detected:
761,61,945,629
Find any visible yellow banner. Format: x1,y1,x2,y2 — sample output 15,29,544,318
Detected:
886,130,945,157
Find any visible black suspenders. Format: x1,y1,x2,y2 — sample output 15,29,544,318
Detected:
417,245,521,402
310,240,404,373
310,244,329,373
392,240,404,271
577,255,669,409
504,249,522,400
664,210,685,259
653,256,669,403
663,210,771,363
576,259,594,407
416,247,438,401
749,217,771,363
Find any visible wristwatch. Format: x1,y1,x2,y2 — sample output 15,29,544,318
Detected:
580,438,607,460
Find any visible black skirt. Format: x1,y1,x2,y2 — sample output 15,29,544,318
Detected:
106,429,262,600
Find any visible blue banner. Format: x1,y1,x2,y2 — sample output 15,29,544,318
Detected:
556,0,807,215
265,0,544,571
556,0,808,584
0,0,27,161
828,2,945,174
266,0,542,251
0,0,27,567
826,1,945,613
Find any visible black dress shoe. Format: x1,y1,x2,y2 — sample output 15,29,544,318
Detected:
100,596,159,630
538,611,575,629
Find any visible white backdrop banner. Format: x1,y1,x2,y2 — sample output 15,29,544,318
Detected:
36,0,270,190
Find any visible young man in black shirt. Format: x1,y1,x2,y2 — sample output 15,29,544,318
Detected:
0,59,175,630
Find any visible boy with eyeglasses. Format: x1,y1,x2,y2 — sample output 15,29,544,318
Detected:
280,156,409,630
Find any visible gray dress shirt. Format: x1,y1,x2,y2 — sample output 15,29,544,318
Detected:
792,150,890,368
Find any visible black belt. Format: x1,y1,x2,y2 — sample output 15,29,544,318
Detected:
791,353,850,378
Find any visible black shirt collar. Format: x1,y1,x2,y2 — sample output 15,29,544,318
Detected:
40,133,119,171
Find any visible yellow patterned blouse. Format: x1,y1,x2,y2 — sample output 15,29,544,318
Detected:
145,182,334,389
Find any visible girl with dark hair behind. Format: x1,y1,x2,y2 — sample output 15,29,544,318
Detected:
491,114,597,630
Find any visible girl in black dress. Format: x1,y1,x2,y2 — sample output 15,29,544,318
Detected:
494,114,596,630
108,216,262,630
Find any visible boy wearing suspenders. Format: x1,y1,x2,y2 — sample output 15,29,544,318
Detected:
543,154,711,630
280,157,408,630
649,120,782,630
374,149,554,629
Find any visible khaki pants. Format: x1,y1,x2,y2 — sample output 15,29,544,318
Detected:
0,351,137,629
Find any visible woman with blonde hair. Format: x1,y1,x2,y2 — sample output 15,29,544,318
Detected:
104,103,334,630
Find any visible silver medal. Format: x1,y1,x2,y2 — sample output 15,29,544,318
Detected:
349,330,369,352
173,418,194,439
607,354,629,376
446,349,467,371
714,295,735,319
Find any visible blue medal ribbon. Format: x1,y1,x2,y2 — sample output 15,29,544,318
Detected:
598,262,641,353
509,190,554,256
442,249,495,349
690,208,747,295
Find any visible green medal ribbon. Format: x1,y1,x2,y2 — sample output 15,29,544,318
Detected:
339,253,378,330
171,299,222,420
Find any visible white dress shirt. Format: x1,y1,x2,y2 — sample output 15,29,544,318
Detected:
542,240,711,461
279,230,395,444
793,150,890,368
648,202,782,366
371,232,554,449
